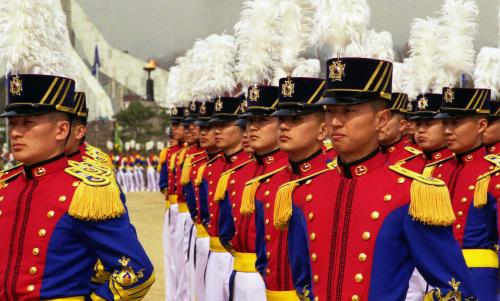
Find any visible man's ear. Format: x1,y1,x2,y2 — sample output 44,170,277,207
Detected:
375,109,391,131
75,124,87,140
399,118,408,133
477,117,488,135
55,120,70,141
317,121,328,142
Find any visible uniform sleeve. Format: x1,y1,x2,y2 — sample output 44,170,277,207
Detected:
403,216,477,300
254,200,267,277
287,204,315,300
218,193,235,249
158,162,168,192
74,216,155,300
183,182,197,220
198,179,210,225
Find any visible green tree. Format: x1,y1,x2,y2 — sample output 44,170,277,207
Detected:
114,102,165,144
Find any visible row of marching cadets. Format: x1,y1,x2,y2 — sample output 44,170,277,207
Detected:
158,56,500,301
115,151,161,193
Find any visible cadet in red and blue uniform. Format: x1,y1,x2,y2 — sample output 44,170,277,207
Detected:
379,92,417,164
484,99,500,155
246,77,328,301
434,87,499,300
281,58,477,300
170,101,205,300
182,100,222,301
198,96,250,301
0,74,154,300
161,105,187,301
216,85,288,301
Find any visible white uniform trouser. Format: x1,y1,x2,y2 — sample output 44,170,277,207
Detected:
135,168,144,191
126,170,136,192
194,231,210,301
205,248,234,301
147,167,156,191
174,209,193,300
116,170,128,192
405,268,432,300
232,271,266,301
163,202,178,300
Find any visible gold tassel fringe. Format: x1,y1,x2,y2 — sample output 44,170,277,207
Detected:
195,164,207,186
409,180,455,226
214,171,233,202
168,153,177,172
68,180,125,221
273,181,298,229
180,155,193,185
473,175,490,208
240,180,261,214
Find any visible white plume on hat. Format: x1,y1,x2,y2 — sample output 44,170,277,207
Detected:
193,34,237,100
392,62,410,94
434,0,478,89
273,0,314,72
0,0,76,77
166,66,181,107
345,29,395,61
474,47,500,99
405,17,443,98
234,0,279,87
310,0,370,59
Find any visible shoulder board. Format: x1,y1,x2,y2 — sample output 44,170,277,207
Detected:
472,154,500,209
214,159,254,201
424,155,455,168
395,146,423,163
191,154,209,166
389,163,455,226
327,158,338,169
274,168,331,230
65,160,124,221
168,151,179,172
1,162,23,174
177,147,189,166
0,165,24,188
404,146,423,155
240,166,288,214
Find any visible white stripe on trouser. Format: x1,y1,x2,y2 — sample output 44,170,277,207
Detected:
195,236,210,301
187,222,197,301
232,271,266,301
116,170,128,192
162,206,177,301
147,168,157,191
205,251,234,301
405,268,432,300
174,211,193,300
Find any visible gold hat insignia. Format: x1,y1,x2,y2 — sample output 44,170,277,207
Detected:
200,103,206,115
9,75,22,96
329,60,345,82
249,86,260,101
444,88,454,103
190,101,196,111
215,98,223,111
281,78,295,97
183,108,189,116
417,96,429,110
171,107,178,115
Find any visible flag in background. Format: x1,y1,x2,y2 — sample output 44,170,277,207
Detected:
91,45,101,77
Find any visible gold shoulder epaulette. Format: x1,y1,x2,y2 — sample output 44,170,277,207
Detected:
158,148,168,164
421,154,455,177
389,163,455,226
84,144,114,170
473,154,500,208
274,168,331,229
404,146,422,156
0,164,24,189
214,159,254,202
177,147,189,166
168,150,181,172
180,152,206,185
194,154,222,186
395,146,423,164
240,166,287,214
65,160,125,221
327,158,338,169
